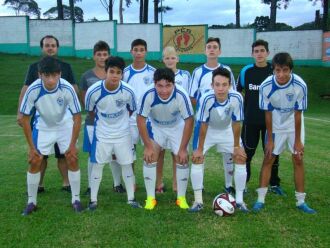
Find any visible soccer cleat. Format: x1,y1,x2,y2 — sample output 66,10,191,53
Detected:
72,200,84,213
188,202,204,213
176,196,189,209
22,203,37,216
88,201,98,211
270,186,286,196
224,186,236,195
61,185,71,193
128,200,142,208
297,203,316,214
113,184,126,193
144,196,157,210
252,201,265,213
236,202,250,213
38,186,45,193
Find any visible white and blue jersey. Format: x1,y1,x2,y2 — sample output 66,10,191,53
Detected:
189,63,236,102
259,74,307,133
20,78,80,131
138,84,194,128
85,80,137,142
175,69,191,93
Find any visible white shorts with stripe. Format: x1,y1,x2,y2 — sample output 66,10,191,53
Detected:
268,131,305,155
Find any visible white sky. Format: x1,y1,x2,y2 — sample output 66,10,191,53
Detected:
0,0,324,27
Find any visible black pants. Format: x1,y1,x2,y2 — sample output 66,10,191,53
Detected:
241,122,280,186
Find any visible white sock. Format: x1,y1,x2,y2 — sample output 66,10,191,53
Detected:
190,163,204,203
27,172,40,205
121,164,135,201
68,170,81,204
90,163,104,203
110,160,122,187
143,161,157,199
256,187,268,203
295,191,306,206
87,158,93,188
234,164,247,204
176,164,189,198
223,153,234,188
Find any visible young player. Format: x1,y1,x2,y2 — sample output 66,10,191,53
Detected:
189,37,236,195
85,56,140,210
156,46,191,193
237,39,283,195
17,35,77,193
80,41,125,195
20,56,82,215
123,39,156,189
190,67,248,213
252,52,316,214
137,68,194,210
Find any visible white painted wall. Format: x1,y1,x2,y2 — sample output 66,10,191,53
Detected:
0,17,27,43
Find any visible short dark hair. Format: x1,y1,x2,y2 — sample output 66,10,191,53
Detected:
40,35,59,48
212,67,231,84
131,38,147,50
153,68,175,84
272,52,293,70
38,56,61,74
206,37,221,48
105,56,125,72
93,40,110,55
252,39,269,52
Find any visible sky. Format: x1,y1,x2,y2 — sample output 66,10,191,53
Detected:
0,0,324,27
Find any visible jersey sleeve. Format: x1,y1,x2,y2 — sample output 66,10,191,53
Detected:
138,90,153,118
295,82,308,111
177,90,194,120
182,70,192,93
126,86,137,113
196,93,213,123
20,85,38,115
259,84,273,111
229,69,236,91
189,68,200,99
64,83,81,114
230,93,244,122
85,85,97,112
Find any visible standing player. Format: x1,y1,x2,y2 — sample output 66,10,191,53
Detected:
123,39,156,189
252,52,316,214
189,37,236,194
237,40,283,195
137,68,194,210
20,56,82,215
156,46,191,193
17,35,77,193
85,56,140,210
80,41,125,195
190,67,248,213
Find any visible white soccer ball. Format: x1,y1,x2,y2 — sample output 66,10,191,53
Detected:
212,193,236,216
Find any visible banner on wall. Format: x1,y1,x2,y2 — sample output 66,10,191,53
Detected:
323,32,330,61
163,25,206,54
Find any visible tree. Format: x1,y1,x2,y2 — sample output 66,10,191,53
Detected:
262,0,291,30
3,0,41,18
254,16,271,31
236,0,240,28
57,0,63,19
118,0,132,23
139,0,143,23
154,0,173,23
309,0,329,31
69,0,82,22
99,0,114,20
143,0,149,23
44,5,84,22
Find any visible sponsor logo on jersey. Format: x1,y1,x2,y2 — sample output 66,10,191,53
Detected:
286,93,294,102
248,83,260,91
57,97,64,106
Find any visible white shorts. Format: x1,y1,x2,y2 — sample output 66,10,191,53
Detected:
130,124,140,145
83,125,94,153
269,132,305,155
148,122,185,155
90,135,134,165
33,127,72,156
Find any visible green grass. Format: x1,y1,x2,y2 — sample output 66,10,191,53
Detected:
0,54,329,247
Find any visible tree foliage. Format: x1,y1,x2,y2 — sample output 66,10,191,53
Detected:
3,0,41,18
261,0,292,30
43,5,84,22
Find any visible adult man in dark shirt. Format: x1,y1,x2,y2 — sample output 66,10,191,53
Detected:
237,39,284,195
17,35,78,193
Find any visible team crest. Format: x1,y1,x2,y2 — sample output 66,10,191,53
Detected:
286,93,294,102
143,76,151,85
57,97,64,106
115,99,125,107
224,107,230,116
176,80,182,86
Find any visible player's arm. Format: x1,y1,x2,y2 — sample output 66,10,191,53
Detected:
192,121,208,164
232,121,247,162
80,90,87,107
294,110,304,159
137,114,155,163
264,111,274,158
17,85,29,126
177,116,194,164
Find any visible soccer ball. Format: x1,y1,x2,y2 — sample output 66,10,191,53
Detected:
212,193,236,216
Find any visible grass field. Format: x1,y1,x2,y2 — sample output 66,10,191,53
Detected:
0,53,329,247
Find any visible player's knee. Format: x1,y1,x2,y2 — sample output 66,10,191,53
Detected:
29,163,41,173
66,158,79,171
235,156,246,164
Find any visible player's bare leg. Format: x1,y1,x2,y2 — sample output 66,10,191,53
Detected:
156,149,165,193
58,158,70,190
38,158,47,192
171,152,177,192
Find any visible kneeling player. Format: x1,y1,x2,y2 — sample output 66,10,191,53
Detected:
20,56,82,215
190,67,248,213
137,68,194,210
252,52,316,214
85,56,140,210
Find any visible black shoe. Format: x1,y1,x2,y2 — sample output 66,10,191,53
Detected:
224,186,236,195
113,184,126,193
38,186,45,193
72,200,84,213
22,203,37,216
61,185,71,193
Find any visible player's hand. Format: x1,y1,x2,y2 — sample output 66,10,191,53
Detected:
265,141,274,159
294,140,304,160
144,146,155,164
177,148,189,165
28,148,43,166
17,113,23,127
192,149,204,164
233,146,247,162
65,144,78,165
